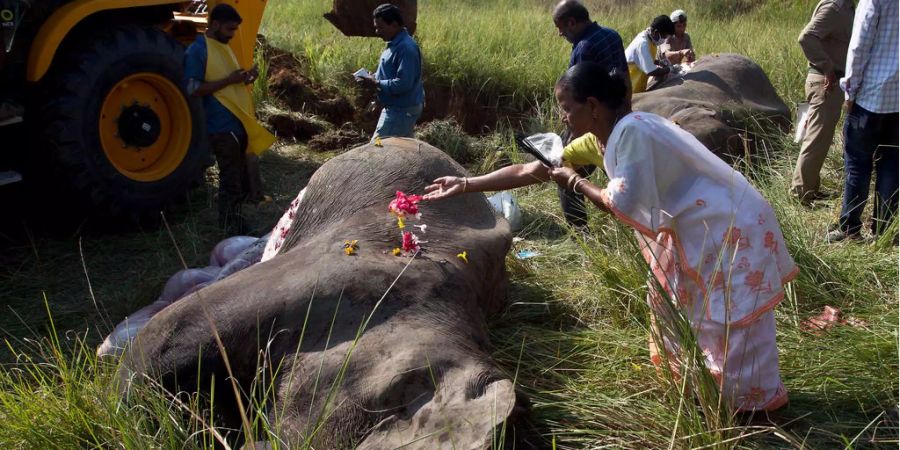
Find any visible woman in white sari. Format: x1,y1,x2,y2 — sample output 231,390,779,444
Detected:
423,62,798,412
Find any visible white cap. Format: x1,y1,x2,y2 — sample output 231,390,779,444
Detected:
670,9,687,22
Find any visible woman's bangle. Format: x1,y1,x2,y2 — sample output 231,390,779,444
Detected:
573,178,589,194
462,177,468,193
566,173,580,191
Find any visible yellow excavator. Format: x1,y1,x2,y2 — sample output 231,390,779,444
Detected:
0,0,415,219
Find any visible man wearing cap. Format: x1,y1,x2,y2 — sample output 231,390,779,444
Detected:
792,0,853,205
660,9,695,65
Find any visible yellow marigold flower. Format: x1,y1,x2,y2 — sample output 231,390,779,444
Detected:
457,251,468,264
396,216,405,229
392,247,401,256
342,240,359,256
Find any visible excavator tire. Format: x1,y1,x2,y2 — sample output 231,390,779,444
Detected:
35,24,207,221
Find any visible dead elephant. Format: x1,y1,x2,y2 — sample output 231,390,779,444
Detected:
119,138,535,449
634,53,790,161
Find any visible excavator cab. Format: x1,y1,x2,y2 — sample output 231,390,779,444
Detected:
0,0,416,217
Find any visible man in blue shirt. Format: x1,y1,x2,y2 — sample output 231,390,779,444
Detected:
184,4,259,233
357,4,424,139
553,1,628,75
551,0,628,229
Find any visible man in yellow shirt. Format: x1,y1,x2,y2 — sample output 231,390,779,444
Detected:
624,15,675,93
185,4,275,233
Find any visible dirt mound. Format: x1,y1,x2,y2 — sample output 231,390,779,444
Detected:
258,39,525,138
263,44,355,125
308,125,368,152
266,113,328,141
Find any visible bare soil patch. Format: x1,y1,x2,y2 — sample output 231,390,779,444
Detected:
262,44,355,125
260,40,528,139
308,125,369,152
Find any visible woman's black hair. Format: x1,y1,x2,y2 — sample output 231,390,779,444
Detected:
556,62,628,111
650,15,675,35
373,3,404,26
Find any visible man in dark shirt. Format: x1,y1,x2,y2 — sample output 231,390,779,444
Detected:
184,4,259,233
553,1,628,74
551,0,628,229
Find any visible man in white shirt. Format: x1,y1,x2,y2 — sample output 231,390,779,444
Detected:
625,15,674,94
827,0,899,243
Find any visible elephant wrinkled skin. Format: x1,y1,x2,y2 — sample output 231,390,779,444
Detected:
635,53,791,160
119,138,532,449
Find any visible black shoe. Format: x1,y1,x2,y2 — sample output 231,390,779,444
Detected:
797,190,837,206
809,190,838,200
825,229,863,243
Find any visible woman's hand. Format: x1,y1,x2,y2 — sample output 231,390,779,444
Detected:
423,176,465,201
547,166,578,190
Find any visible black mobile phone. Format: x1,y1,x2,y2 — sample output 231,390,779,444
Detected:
514,133,555,168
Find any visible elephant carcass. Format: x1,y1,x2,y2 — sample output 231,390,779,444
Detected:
119,138,529,449
634,53,790,161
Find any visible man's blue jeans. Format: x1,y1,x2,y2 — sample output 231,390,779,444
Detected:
838,104,899,235
373,104,423,140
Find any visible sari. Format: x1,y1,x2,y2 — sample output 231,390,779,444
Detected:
563,112,798,411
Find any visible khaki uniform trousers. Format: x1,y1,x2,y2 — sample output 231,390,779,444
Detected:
792,72,844,198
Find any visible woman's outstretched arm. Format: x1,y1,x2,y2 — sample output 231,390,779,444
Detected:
423,160,549,201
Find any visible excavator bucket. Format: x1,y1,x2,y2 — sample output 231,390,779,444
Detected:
324,0,417,37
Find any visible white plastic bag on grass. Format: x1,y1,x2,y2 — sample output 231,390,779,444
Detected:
488,191,523,231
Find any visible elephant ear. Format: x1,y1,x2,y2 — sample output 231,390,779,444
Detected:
356,364,517,450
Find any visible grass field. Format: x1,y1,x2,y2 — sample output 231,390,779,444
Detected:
0,0,897,448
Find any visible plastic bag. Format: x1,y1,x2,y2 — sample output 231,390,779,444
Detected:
524,133,564,167
487,191,523,231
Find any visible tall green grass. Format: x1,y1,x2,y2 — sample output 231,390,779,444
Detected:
1,0,896,449
262,0,815,109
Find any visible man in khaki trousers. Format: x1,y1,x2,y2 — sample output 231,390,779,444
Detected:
792,0,854,204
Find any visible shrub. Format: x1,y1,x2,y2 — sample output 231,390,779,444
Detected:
415,119,481,165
